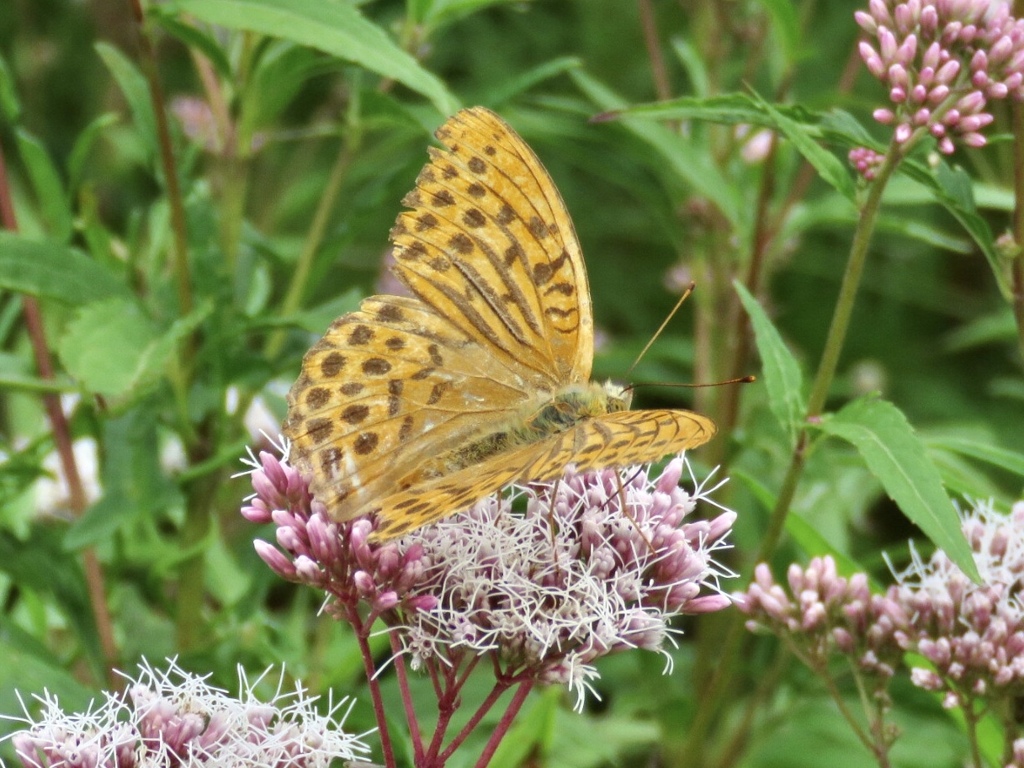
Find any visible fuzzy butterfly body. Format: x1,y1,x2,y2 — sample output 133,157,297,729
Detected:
284,106,716,540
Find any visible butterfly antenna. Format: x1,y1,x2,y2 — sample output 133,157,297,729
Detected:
623,374,756,396
628,282,695,377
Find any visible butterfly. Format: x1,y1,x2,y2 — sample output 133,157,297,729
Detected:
283,106,716,541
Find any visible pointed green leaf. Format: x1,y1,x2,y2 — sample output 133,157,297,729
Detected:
96,42,157,159
816,397,979,581
0,232,128,304
172,0,459,115
15,129,72,242
755,94,856,201
734,280,805,443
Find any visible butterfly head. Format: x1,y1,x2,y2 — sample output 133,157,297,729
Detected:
601,380,633,413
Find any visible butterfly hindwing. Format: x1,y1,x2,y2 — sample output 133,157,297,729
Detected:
370,408,716,540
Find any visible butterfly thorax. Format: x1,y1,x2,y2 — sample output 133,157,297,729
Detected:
398,381,631,486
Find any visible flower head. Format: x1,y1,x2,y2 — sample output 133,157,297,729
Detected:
5,658,369,768
738,555,905,679
856,0,1024,152
241,442,736,709
888,499,1024,705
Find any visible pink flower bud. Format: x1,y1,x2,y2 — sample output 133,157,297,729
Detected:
890,86,908,102
294,555,322,582
855,10,878,34
889,62,910,89
961,131,987,147
914,107,932,125
860,41,887,78
971,49,988,73
873,107,896,123
991,35,1014,63
896,122,913,142
956,90,986,113
685,594,734,613
921,5,938,34
255,540,297,578
879,26,898,62
869,0,894,27
896,33,918,65
927,84,951,103
958,112,991,131
911,84,929,102
935,58,961,84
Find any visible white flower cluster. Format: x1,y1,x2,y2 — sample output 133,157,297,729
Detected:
5,658,370,768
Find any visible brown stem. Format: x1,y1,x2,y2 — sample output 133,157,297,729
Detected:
129,0,193,326
0,142,120,686
1010,102,1024,365
638,0,672,101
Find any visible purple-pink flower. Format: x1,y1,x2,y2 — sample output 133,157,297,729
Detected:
856,0,1024,153
240,440,736,708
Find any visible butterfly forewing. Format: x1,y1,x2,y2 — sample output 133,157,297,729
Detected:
390,107,593,388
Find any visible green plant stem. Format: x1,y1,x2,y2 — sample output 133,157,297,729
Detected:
1010,102,1024,365
0,142,120,687
683,137,905,766
264,127,361,359
129,0,198,447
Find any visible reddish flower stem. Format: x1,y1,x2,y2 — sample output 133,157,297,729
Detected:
350,607,398,768
0,142,120,688
389,630,426,765
469,679,535,768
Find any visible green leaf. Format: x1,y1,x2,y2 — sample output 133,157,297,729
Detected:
754,93,856,201
172,0,459,116
58,299,158,399
571,71,741,227
57,299,212,402
926,433,1024,477
734,280,805,444
899,156,1006,297
0,232,128,304
96,42,158,160
68,113,120,192
670,40,709,98
15,129,72,242
150,11,233,77
0,51,21,123
816,397,980,581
